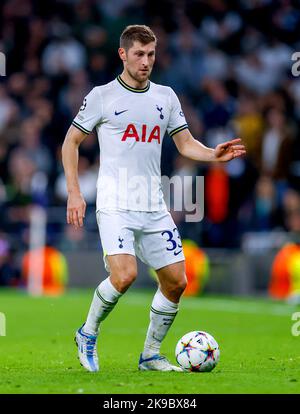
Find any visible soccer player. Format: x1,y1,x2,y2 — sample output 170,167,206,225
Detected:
62,25,246,372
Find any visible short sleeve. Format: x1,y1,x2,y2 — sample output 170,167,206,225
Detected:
72,87,102,134
167,88,189,138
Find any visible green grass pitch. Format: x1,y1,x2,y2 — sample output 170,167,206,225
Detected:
0,288,299,394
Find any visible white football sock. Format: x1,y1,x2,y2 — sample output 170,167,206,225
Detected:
142,288,179,359
83,277,122,336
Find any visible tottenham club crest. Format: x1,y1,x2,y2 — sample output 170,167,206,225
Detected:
156,105,164,119
118,237,124,249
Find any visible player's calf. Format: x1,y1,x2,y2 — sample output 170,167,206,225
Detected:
84,277,123,336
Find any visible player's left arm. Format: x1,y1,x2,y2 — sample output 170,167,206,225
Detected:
172,128,246,162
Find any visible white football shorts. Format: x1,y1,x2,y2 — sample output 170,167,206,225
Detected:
96,209,185,271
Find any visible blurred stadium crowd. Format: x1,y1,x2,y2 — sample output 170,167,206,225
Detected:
1,0,300,285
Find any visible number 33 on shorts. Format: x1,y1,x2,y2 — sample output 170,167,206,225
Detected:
161,228,183,256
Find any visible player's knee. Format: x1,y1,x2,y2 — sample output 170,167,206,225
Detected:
121,271,137,288
169,275,187,299
177,276,188,295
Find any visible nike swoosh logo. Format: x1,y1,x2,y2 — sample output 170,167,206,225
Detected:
174,250,183,256
115,109,128,116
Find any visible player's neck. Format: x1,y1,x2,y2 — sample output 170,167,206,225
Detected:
120,71,149,90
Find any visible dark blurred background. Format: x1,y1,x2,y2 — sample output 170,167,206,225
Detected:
1,0,300,296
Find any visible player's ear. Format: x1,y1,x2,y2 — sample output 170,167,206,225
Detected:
118,47,127,62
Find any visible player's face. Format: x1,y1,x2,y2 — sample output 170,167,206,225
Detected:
120,41,156,83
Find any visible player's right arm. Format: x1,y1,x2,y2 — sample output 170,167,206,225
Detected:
62,87,102,228
61,125,87,228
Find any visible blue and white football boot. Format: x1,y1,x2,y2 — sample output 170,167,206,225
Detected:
75,324,99,372
138,354,183,372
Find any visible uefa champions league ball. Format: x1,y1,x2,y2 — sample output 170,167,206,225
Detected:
175,331,220,372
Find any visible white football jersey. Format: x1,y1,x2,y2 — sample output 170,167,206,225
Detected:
72,75,188,211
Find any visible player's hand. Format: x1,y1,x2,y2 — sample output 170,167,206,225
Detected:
66,192,86,228
213,138,246,162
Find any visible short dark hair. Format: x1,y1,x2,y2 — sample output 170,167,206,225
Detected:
120,25,157,51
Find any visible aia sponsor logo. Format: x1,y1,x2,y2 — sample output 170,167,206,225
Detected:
121,124,160,144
